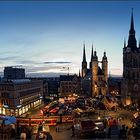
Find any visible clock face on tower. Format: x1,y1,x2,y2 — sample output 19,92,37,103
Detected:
126,47,131,53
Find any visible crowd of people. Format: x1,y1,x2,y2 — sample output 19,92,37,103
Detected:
36,122,53,140
67,117,137,139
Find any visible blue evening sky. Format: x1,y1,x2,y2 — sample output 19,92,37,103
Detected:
0,1,140,77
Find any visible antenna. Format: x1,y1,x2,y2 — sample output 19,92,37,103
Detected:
62,65,70,75
68,66,69,75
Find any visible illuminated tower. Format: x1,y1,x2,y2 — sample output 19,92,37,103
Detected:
89,44,94,69
102,52,108,95
121,9,140,105
82,43,87,77
102,52,108,82
91,50,98,96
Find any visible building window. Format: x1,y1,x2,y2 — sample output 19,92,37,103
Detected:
137,72,139,79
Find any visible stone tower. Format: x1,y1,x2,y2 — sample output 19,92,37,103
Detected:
102,52,108,83
81,44,108,97
102,52,108,96
91,50,99,97
121,9,140,105
82,43,87,77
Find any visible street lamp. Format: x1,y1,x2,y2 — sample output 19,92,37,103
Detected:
97,110,101,120
97,116,101,120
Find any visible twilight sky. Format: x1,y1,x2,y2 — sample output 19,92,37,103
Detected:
0,1,140,77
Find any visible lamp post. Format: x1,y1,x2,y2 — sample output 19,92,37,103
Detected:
60,114,62,123
98,110,101,120
29,118,31,127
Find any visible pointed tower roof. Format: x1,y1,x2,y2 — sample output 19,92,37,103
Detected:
79,69,81,77
94,50,97,56
124,38,126,48
127,8,137,51
89,43,94,69
129,8,135,35
83,42,86,62
91,43,94,61
102,51,107,61
93,49,98,61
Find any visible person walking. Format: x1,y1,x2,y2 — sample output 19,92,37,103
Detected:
71,124,75,137
38,122,43,133
46,132,53,140
56,124,59,132
108,126,111,138
127,130,135,140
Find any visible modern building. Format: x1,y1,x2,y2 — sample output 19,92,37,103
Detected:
81,43,108,97
43,80,48,98
121,10,140,106
4,66,25,80
45,77,59,99
0,79,43,116
59,74,81,98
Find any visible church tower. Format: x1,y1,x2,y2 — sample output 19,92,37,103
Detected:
91,50,98,97
82,43,87,77
90,44,94,69
102,52,108,95
81,43,108,97
121,9,140,105
102,52,108,82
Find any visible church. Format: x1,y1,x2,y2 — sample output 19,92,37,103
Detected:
121,10,140,106
81,43,108,97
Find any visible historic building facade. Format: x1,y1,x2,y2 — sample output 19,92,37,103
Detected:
81,43,108,97
59,74,81,98
121,10,140,106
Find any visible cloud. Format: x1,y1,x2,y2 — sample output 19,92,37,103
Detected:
0,56,19,61
26,65,61,72
44,61,72,64
25,64,72,74
26,72,69,78
14,60,40,65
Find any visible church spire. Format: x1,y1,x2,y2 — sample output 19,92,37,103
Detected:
124,38,126,48
91,43,94,61
83,42,86,62
90,43,94,69
129,8,135,35
79,69,81,77
128,8,137,51
82,42,87,77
